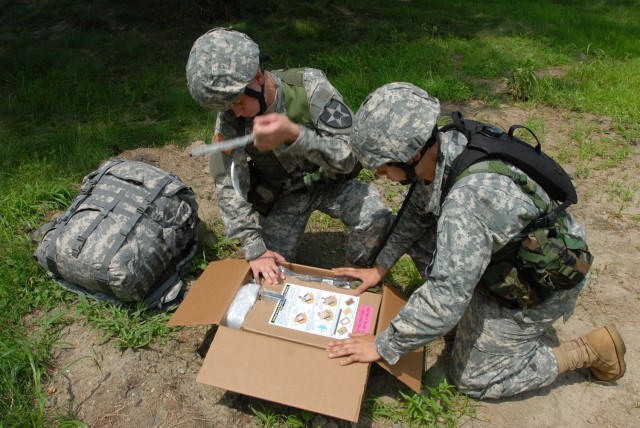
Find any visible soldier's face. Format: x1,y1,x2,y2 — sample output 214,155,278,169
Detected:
230,78,263,118
230,93,260,118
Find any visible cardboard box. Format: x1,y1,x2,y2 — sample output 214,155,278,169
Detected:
168,259,424,422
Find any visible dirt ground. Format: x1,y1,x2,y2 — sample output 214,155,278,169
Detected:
43,102,640,427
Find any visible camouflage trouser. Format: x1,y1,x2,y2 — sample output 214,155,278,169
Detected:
448,282,584,399
259,179,390,267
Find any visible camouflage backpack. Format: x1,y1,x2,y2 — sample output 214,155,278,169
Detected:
436,112,593,307
443,126,593,310
32,159,200,309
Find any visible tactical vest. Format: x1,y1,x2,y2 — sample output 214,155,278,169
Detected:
454,160,592,310
244,68,313,190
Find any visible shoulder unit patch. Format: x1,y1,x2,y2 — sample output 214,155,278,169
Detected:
319,99,353,129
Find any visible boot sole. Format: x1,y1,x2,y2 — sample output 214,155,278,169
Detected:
603,324,626,381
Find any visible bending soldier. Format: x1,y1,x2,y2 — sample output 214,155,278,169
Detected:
328,82,626,399
186,28,390,284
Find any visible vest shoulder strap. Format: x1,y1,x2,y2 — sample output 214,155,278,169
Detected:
272,68,313,125
454,159,550,213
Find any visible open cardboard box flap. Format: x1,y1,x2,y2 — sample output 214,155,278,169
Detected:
169,259,423,422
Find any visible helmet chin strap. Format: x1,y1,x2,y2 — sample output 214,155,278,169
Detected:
387,162,418,185
243,85,267,115
388,125,440,185
244,58,270,115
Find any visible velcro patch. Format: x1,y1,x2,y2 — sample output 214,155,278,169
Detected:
319,99,352,129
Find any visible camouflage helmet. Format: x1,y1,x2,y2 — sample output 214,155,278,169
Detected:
186,28,261,111
351,82,440,170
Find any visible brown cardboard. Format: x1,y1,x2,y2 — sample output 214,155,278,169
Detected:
374,284,424,393
168,258,250,326
169,259,424,422
198,326,370,422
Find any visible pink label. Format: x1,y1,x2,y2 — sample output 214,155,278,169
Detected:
353,305,374,333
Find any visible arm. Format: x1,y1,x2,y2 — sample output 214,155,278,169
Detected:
332,182,436,295
329,203,494,366
210,112,285,283
332,264,388,296
376,183,437,271
375,202,494,364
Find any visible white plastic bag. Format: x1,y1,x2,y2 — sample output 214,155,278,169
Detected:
223,282,261,329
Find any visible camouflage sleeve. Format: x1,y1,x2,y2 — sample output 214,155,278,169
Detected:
281,68,356,175
210,111,267,260
375,174,543,364
376,182,436,270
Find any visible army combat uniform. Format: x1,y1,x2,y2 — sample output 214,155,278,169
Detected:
209,68,390,266
373,128,587,399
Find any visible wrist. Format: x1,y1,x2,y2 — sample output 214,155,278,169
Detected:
374,264,388,281
289,122,301,143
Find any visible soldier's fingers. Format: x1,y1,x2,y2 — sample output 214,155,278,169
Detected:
332,267,357,276
262,269,277,285
354,283,371,296
338,355,358,366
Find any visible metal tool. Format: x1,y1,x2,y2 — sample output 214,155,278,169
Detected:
258,288,286,302
230,160,242,197
190,134,254,157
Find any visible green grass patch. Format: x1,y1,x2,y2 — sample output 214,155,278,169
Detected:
75,300,177,350
371,379,476,427
250,404,316,427
387,256,425,296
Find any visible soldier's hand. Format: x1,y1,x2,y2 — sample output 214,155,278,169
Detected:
252,113,300,152
332,265,387,296
327,333,381,365
249,250,286,285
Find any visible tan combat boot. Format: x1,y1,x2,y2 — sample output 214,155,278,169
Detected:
553,324,626,381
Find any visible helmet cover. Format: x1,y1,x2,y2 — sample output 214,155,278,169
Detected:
351,82,440,170
186,28,260,111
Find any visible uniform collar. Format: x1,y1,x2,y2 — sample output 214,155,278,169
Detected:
267,74,285,115
426,130,468,215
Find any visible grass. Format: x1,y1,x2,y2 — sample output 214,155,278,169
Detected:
75,300,177,350
371,379,476,427
250,404,316,427
1,0,639,426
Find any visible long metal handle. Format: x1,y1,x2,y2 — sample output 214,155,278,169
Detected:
191,134,254,157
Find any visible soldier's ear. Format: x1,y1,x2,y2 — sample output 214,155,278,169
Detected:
253,70,265,85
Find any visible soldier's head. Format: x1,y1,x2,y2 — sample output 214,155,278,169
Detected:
350,82,441,184
186,28,269,116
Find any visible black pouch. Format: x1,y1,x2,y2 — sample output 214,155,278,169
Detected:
248,180,280,216
481,216,592,310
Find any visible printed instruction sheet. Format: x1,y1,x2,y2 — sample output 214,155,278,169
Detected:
268,282,362,339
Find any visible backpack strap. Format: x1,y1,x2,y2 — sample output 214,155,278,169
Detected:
509,124,542,153
69,196,121,258
451,111,471,141
43,160,124,277
454,160,549,212
451,159,573,234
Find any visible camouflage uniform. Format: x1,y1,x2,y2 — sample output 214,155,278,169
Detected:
186,29,390,266
209,68,390,265
353,83,586,399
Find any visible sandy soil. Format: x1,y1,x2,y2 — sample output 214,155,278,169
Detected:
43,103,639,427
